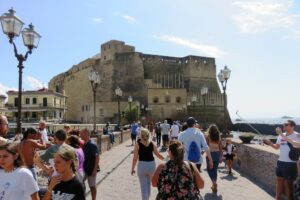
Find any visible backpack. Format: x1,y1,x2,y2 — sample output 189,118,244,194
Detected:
188,141,201,163
287,142,300,161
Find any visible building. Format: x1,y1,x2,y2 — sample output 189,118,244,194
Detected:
49,40,231,128
0,95,6,115
6,88,67,123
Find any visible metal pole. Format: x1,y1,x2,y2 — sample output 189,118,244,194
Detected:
93,87,96,133
222,81,227,134
17,62,24,134
118,96,122,143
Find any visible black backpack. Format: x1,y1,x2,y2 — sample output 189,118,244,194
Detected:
287,142,300,161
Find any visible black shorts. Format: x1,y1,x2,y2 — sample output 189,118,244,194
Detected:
226,154,234,160
276,161,298,180
131,134,137,140
162,135,169,142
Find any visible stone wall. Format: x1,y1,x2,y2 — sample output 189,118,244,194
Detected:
91,130,131,154
232,139,279,195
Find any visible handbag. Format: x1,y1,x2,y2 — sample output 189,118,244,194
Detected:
287,142,300,161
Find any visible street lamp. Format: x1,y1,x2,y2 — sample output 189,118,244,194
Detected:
218,65,231,133
115,86,122,142
191,95,197,117
88,70,100,134
128,96,133,112
0,8,41,134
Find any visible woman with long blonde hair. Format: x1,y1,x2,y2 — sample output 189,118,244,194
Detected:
131,128,164,200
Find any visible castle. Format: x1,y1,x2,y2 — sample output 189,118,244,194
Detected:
49,40,231,128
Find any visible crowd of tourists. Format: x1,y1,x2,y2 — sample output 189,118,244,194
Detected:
0,113,299,200
0,115,100,200
130,117,237,200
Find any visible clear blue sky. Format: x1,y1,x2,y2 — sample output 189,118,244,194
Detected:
0,0,299,119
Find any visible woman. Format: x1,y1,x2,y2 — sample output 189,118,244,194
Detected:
131,128,164,200
66,135,85,184
0,142,40,200
152,141,204,199
43,145,85,200
206,124,222,193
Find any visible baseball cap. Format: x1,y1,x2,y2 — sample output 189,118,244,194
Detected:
187,117,197,126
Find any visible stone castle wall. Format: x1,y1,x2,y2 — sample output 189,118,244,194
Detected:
49,40,230,126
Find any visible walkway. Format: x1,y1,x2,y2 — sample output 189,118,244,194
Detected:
86,140,274,200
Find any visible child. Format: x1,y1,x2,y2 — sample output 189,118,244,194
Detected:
224,138,236,175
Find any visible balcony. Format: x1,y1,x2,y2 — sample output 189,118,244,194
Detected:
5,103,67,111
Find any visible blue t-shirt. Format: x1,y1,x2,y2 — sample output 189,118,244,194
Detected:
131,123,138,135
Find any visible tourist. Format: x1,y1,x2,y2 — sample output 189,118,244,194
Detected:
103,122,115,145
131,128,164,200
63,124,71,136
0,115,9,145
0,142,40,200
224,138,236,175
263,120,299,200
42,145,86,200
130,121,138,146
178,117,213,171
39,120,49,144
170,121,180,140
205,124,223,193
19,127,47,180
66,135,85,185
80,128,100,200
160,120,170,149
152,140,204,199
154,122,162,147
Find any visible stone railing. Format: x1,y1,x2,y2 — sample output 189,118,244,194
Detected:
91,130,131,153
232,139,279,195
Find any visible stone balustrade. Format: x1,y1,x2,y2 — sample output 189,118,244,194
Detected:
232,139,279,196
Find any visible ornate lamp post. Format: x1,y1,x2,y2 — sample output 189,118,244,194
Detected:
201,86,208,108
191,95,197,117
88,70,100,134
128,96,133,112
0,8,41,134
218,65,231,133
115,86,123,142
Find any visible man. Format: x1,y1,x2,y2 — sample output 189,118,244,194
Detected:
160,120,171,149
170,121,180,140
63,124,71,136
19,127,47,180
0,115,8,145
39,120,49,144
80,128,100,200
130,121,138,146
178,117,213,171
155,122,162,147
264,120,299,200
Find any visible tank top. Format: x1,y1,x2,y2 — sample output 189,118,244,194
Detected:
138,141,154,161
156,160,200,200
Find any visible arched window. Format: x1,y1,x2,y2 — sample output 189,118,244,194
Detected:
176,97,181,103
153,97,159,103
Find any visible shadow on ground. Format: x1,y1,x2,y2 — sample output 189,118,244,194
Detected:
204,193,223,200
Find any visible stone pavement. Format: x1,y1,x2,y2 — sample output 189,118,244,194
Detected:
86,140,274,200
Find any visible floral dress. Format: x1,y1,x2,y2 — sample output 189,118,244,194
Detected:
156,160,200,200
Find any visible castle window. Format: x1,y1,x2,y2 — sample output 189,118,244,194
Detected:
153,97,159,103
99,108,104,116
103,47,106,51
176,97,181,103
108,44,111,49
33,98,37,104
25,98,30,104
165,96,170,103
104,56,106,60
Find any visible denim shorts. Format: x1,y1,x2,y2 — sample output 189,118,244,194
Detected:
275,161,297,180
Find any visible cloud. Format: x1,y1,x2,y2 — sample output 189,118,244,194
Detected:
153,34,225,58
25,76,47,90
92,17,102,23
233,0,299,33
113,12,137,24
283,29,300,40
0,83,17,97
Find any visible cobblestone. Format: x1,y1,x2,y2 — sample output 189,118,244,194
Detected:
86,140,274,200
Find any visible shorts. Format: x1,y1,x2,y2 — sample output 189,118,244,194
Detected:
131,134,137,140
226,154,234,160
162,135,169,142
275,160,298,180
84,175,96,187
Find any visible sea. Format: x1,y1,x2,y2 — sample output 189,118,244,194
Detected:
233,117,300,125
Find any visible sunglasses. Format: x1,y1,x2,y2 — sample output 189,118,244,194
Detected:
284,123,291,127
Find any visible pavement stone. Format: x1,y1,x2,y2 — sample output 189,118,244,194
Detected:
86,141,274,200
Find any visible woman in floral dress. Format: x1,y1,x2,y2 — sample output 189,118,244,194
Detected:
152,141,204,199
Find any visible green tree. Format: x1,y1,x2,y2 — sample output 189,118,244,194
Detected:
124,107,138,123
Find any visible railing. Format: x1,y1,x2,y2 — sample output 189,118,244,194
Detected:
6,103,67,109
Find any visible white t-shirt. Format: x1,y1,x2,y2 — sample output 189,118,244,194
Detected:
178,128,209,164
276,132,300,163
40,128,49,143
160,123,170,135
170,124,180,137
0,168,39,200
226,144,233,154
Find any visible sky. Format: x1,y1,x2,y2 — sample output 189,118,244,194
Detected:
0,0,299,119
